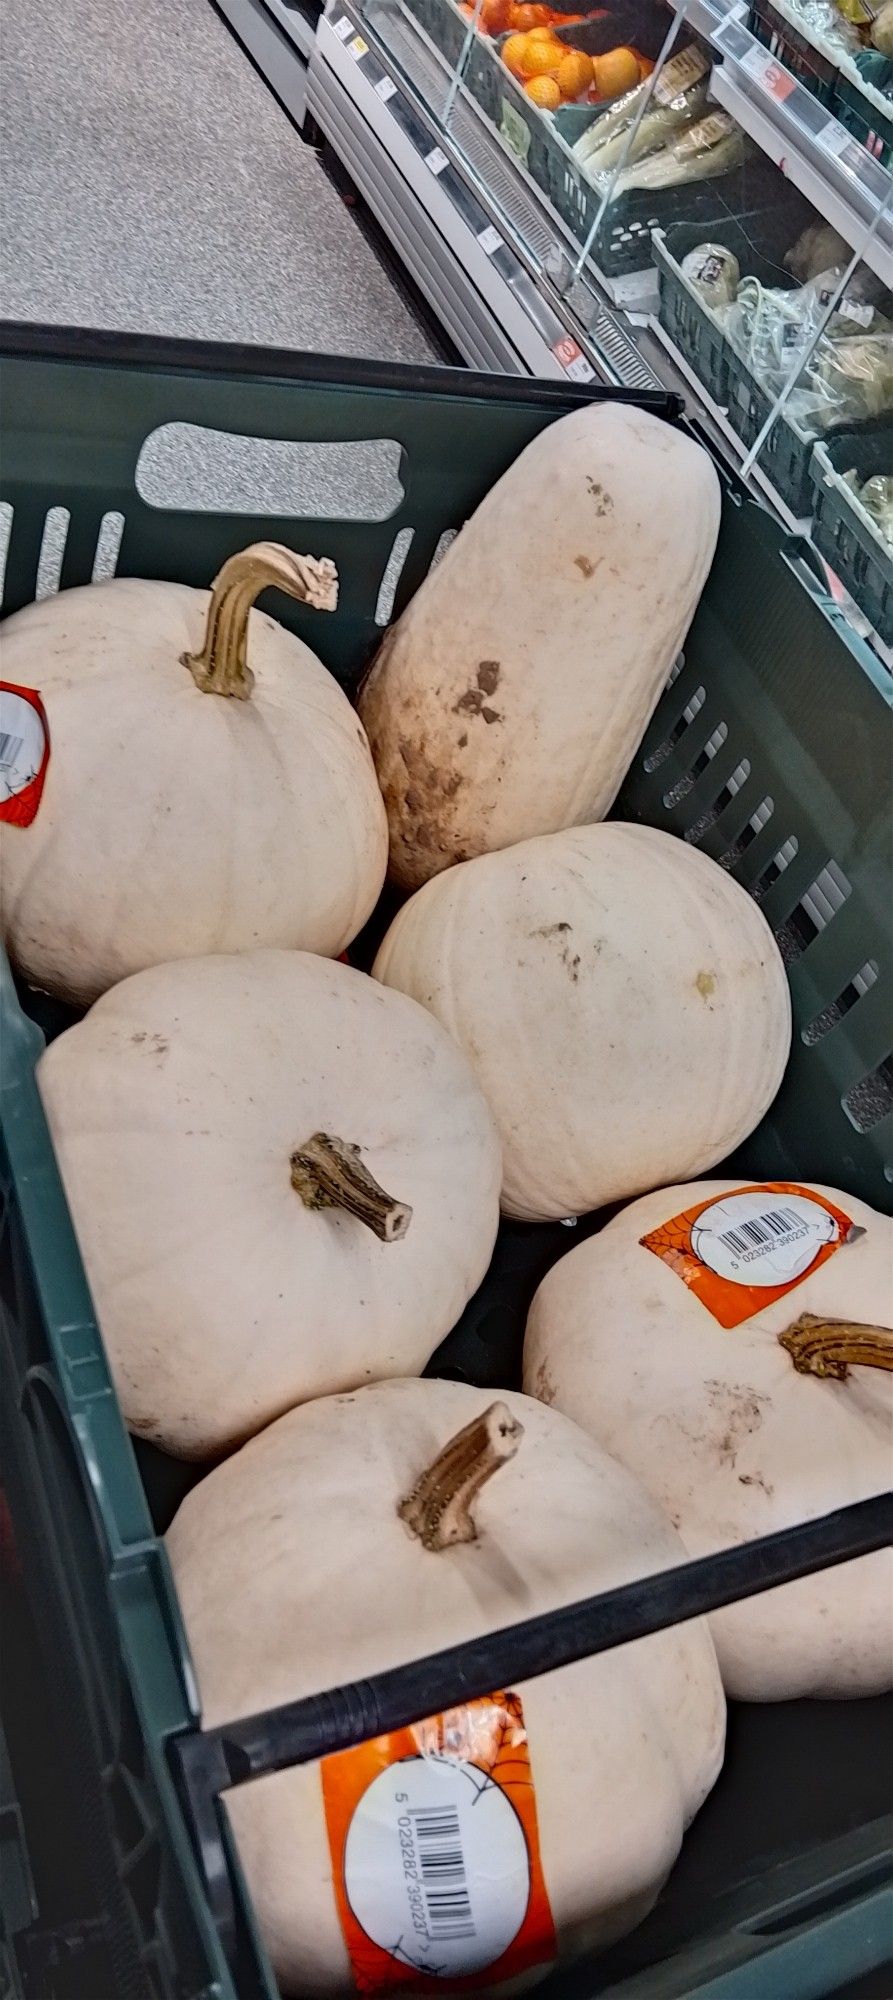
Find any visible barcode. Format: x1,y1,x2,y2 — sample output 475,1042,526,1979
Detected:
718,1207,805,1257
0,732,24,770
409,1806,475,1939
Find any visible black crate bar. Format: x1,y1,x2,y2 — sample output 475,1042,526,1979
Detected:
170,1493,891,1952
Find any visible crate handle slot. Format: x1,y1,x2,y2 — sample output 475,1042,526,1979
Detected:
135,423,406,524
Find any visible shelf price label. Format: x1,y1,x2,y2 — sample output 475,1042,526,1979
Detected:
348,34,368,58
375,75,397,102
476,223,503,255
740,42,796,101
332,14,354,38
552,335,596,383
425,145,449,176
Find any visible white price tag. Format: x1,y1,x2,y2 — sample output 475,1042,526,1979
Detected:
332,14,353,38
426,145,449,176
375,74,397,102
476,223,502,255
820,118,853,158
348,34,368,58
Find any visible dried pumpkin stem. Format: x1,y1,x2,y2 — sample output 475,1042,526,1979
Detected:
290,1131,411,1243
399,1402,523,1552
779,1313,893,1382
183,542,338,699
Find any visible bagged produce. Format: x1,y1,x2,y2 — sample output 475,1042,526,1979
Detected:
0,544,388,1005
373,823,791,1221
843,467,893,543
682,242,741,307
603,113,745,199
573,42,709,175
37,951,501,1456
524,1180,893,1700
359,404,719,889
167,1378,726,1996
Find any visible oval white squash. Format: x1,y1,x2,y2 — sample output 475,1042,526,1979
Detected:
359,403,721,889
167,1378,725,1996
373,822,791,1221
0,544,388,1005
524,1180,892,1700
37,951,502,1457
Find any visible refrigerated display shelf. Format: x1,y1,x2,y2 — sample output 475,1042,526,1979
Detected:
307,4,666,385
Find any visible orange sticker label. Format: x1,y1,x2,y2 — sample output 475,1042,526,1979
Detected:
0,682,50,827
641,1183,855,1328
321,1691,556,1993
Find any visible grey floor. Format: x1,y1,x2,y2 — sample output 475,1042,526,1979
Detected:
0,0,439,363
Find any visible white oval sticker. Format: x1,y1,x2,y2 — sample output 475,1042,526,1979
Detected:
0,688,47,801
344,1752,530,1978
691,1191,838,1287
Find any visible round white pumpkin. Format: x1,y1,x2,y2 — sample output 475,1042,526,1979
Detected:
166,1377,726,1997
37,951,502,1456
373,822,791,1222
359,403,720,889
524,1180,892,1700
0,544,388,1004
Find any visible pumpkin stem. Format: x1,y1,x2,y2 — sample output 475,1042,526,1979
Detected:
290,1131,411,1243
182,542,338,699
778,1313,893,1382
399,1402,523,1552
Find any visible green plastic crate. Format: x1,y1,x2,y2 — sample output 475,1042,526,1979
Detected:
653,205,813,409
811,423,893,646
0,324,891,2000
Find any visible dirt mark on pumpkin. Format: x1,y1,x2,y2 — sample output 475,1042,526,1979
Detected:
453,660,502,724
530,1359,558,1407
586,479,614,517
695,970,717,1001
705,1381,769,1468
574,554,601,579
530,921,581,982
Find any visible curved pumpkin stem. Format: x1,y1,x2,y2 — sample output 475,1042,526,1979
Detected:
183,542,338,699
290,1131,411,1243
399,1402,523,1552
778,1313,893,1382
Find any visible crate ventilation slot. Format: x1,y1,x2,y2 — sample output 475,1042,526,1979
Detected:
773,861,852,965
665,650,686,689
685,754,761,845
803,959,880,1046
752,834,799,901
841,1053,893,1135
643,683,705,773
718,795,774,870
0,501,12,607
663,731,735,812
35,507,71,600
375,527,414,626
428,529,457,574
93,511,125,582
135,424,404,522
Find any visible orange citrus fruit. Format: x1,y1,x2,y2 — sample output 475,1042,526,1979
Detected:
520,36,562,73
501,31,529,75
525,73,561,105
555,50,593,98
592,45,640,98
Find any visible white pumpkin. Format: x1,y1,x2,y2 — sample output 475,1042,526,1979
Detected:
524,1180,893,1700
0,544,388,1005
373,822,791,1222
166,1378,726,1997
37,951,502,1456
359,403,720,889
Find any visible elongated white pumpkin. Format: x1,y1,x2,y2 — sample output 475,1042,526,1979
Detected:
38,951,502,1456
167,1378,725,1997
524,1181,892,1700
373,822,791,1221
359,403,721,888
0,544,388,1005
